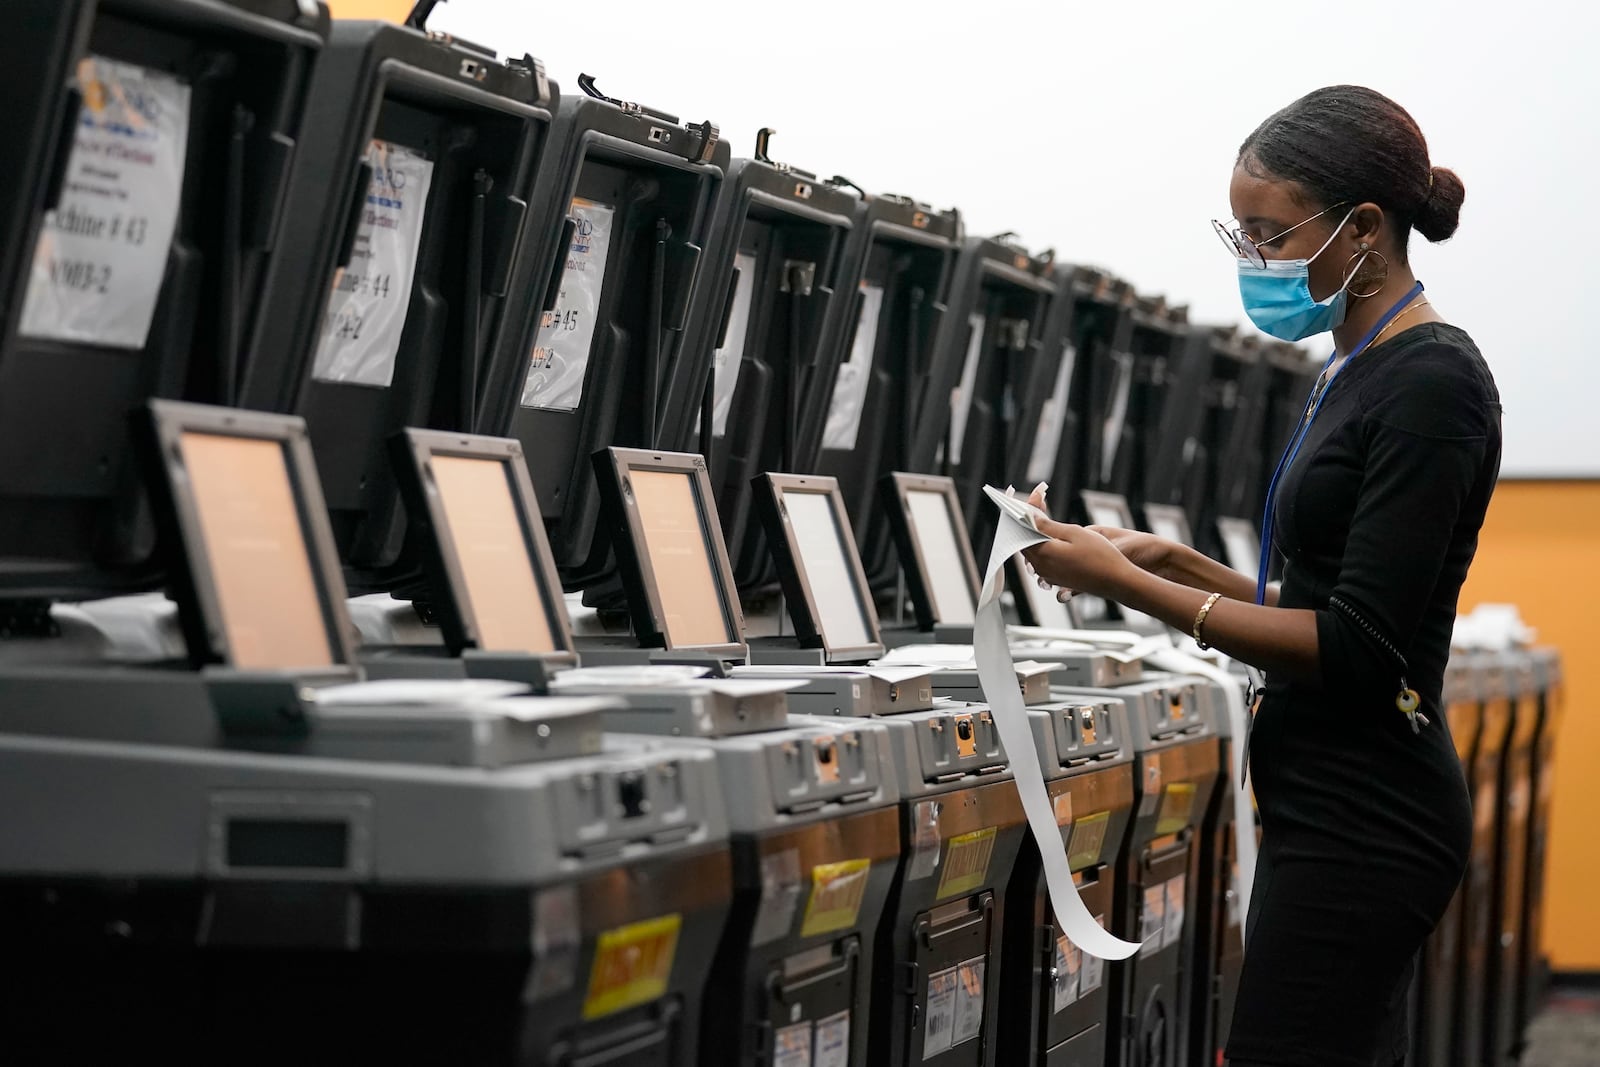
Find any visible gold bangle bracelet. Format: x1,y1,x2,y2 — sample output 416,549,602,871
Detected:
1193,592,1224,650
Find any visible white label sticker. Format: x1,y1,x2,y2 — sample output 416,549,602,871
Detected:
750,847,804,947
951,956,986,1047
923,966,958,1059
311,139,435,387
1139,883,1166,957
710,251,758,436
527,884,581,999
907,799,943,881
1099,352,1134,484
1026,343,1077,484
521,198,615,410
774,1020,813,1067
1163,874,1187,949
948,313,987,465
822,281,885,451
1081,914,1107,994
20,56,191,350
813,1010,849,1067
1053,933,1081,1013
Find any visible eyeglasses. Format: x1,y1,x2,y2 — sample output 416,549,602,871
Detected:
1212,202,1350,269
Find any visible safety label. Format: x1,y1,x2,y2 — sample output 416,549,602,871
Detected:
923,965,958,1058
1139,884,1166,958
936,826,998,900
774,1020,813,1067
312,139,434,387
582,913,681,1020
800,858,872,938
1162,874,1187,949
20,56,191,350
812,1010,849,1067
708,250,758,436
1053,933,1082,1013
751,847,804,946
951,957,986,1047
522,197,615,410
821,281,885,450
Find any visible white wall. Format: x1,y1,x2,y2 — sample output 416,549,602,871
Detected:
432,0,1599,477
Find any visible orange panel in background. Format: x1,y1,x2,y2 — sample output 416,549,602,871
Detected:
325,0,413,20
1459,480,1600,971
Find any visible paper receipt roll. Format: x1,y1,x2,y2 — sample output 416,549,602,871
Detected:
978,488,1142,960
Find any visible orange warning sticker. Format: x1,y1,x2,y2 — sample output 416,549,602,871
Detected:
936,827,998,900
581,913,682,1020
800,858,872,938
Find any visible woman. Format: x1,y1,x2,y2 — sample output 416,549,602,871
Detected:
1023,85,1497,1067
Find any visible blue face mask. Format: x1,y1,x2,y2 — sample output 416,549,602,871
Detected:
1236,207,1361,341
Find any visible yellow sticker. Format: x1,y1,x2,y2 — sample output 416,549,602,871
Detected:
1154,782,1197,835
1067,810,1111,871
581,913,682,1020
800,858,872,938
937,827,998,900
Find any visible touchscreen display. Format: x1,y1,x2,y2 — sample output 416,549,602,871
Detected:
632,469,735,647
783,488,874,650
1218,519,1262,578
1144,506,1193,549
180,432,333,670
431,454,555,654
906,488,976,626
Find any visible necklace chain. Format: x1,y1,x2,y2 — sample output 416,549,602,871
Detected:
1369,296,1431,346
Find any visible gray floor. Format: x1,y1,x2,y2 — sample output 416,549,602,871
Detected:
1523,989,1600,1067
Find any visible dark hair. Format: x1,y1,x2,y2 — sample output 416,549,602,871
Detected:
1239,85,1465,246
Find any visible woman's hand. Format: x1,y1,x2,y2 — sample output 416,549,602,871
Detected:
1087,526,1176,580
1020,516,1141,601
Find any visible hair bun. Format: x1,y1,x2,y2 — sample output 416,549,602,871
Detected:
1415,166,1465,243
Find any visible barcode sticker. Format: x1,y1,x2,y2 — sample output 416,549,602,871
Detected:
1139,884,1166,957
923,966,958,1059
1162,874,1187,949
1082,914,1107,994
951,956,986,1047
812,1010,849,1067
774,1020,813,1067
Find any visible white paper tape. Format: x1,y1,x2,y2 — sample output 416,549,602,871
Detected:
977,487,1142,960
1143,645,1257,948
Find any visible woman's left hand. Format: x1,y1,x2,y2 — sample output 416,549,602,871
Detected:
1021,516,1141,601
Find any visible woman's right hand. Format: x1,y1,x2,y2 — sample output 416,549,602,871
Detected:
1085,526,1178,581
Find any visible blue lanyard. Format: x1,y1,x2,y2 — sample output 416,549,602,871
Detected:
1254,282,1425,604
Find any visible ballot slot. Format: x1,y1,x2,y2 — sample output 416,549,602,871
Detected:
488,81,728,597
692,136,865,593
0,0,328,602
815,194,963,598
238,20,557,597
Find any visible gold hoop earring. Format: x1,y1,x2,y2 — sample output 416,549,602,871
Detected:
1344,249,1388,299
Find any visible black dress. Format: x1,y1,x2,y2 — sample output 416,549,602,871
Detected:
1224,323,1500,1067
